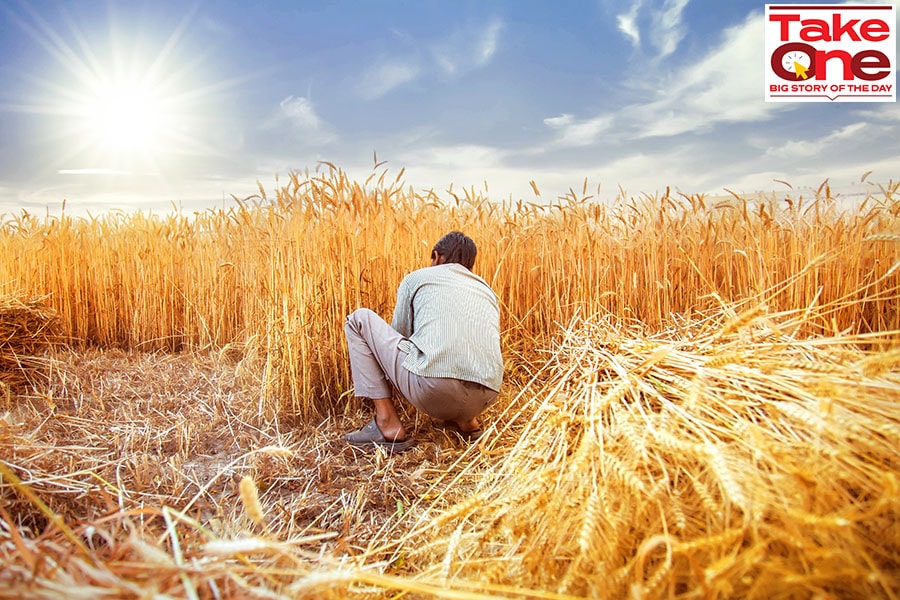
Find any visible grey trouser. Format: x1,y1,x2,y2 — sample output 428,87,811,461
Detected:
344,308,497,422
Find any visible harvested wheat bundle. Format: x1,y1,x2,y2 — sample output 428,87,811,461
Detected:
0,294,60,392
394,305,900,599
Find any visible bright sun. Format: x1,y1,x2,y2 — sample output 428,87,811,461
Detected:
82,78,168,155
62,66,192,175
12,5,224,178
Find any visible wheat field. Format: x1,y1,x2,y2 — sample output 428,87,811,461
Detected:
1,164,898,599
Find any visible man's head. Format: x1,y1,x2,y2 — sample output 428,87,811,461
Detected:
431,231,477,270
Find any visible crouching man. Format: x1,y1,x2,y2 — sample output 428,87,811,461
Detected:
343,231,503,451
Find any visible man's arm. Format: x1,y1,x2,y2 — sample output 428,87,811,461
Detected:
391,276,414,337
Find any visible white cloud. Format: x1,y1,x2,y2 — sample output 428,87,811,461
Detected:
431,20,504,77
617,16,641,47
358,60,420,100
356,20,502,102
543,12,775,146
478,20,502,65
543,113,574,128
57,168,133,176
615,0,691,57
530,9,891,198
543,113,614,148
765,122,868,159
629,11,782,138
855,103,900,123
653,0,691,58
261,95,336,146
617,1,643,47
402,143,509,170
388,143,545,202
279,96,320,130
593,150,703,194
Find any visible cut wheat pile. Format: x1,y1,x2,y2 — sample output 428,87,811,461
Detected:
398,305,900,599
0,295,59,394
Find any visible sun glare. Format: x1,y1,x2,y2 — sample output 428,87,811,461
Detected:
82,78,169,155
11,4,226,180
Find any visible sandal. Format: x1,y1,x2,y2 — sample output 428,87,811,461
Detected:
435,420,483,442
344,418,415,452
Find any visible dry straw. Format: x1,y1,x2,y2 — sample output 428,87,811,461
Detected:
391,303,900,599
0,294,60,392
0,167,898,598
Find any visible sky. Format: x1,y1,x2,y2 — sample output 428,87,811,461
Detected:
0,0,898,216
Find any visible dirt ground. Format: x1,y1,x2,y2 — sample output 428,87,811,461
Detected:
2,347,493,558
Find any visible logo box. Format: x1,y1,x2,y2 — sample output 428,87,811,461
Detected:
765,4,896,102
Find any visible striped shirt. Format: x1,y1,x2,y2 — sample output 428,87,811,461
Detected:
392,263,503,392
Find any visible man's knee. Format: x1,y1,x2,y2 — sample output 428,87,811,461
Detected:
345,308,375,333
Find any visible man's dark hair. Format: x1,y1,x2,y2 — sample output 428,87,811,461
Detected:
433,231,477,270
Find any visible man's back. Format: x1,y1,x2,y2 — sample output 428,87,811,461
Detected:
392,263,503,392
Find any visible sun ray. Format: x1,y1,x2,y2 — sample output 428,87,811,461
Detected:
3,1,235,192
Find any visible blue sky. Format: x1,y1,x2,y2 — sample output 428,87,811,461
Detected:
0,0,898,215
